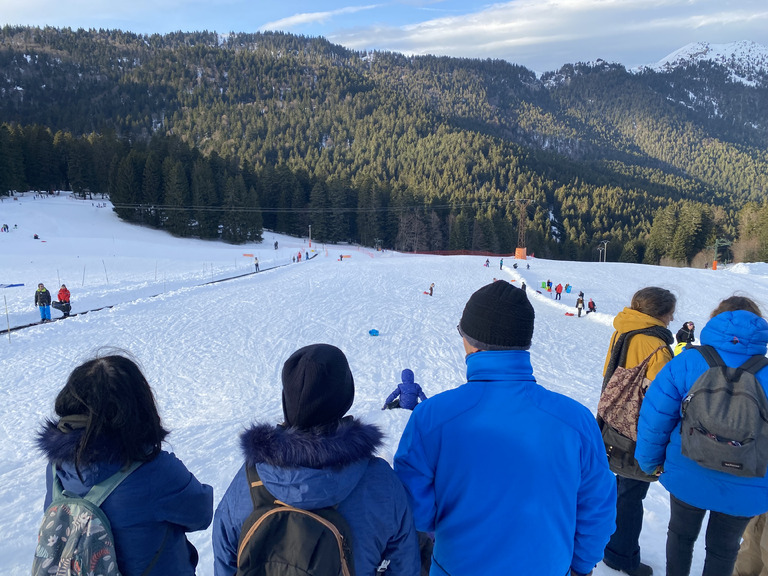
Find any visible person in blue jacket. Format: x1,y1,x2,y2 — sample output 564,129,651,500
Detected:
394,281,616,576
636,296,768,576
213,343,420,576
383,369,427,410
35,352,213,575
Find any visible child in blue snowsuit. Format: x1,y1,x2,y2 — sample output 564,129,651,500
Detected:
383,369,427,411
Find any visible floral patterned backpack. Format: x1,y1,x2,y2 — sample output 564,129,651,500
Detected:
32,462,141,576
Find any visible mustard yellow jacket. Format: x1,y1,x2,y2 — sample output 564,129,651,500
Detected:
602,307,673,381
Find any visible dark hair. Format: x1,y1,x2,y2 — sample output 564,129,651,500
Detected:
710,296,763,319
630,287,676,321
53,352,168,471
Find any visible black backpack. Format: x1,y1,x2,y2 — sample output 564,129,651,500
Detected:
236,466,355,576
681,345,768,477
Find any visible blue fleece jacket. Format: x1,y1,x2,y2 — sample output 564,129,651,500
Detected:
636,310,768,517
212,417,420,576
36,424,213,576
394,350,616,576
385,368,428,410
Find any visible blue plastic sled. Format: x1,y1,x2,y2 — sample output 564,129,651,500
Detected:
368,329,379,336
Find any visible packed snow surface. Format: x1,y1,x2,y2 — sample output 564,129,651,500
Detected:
3,194,768,575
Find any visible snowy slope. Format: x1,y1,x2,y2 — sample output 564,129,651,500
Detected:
3,194,768,575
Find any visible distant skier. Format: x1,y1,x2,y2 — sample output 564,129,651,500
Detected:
35,283,52,322
52,284,71,318
254,257,259,272
382,369,427,411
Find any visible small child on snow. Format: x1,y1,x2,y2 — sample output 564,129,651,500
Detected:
382,369,427,411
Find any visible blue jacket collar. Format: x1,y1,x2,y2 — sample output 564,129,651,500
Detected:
465,349,536,384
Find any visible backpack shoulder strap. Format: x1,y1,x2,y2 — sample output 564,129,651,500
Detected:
84,461,143,506
246,465,276,509
603,328,661,388
738,354,768,376
692,344,724,368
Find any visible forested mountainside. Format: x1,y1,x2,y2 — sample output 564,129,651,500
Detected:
1,26,767,262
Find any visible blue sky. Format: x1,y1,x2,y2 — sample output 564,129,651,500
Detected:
2,0,768,72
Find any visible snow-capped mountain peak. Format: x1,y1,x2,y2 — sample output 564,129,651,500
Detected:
640,40,768,86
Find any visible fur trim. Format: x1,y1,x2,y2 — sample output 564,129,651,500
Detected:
36,420,122,466
241,417,383,469
36,420,82,464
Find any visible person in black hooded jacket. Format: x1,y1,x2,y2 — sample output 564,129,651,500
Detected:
212,343,420,576
676,321,696,346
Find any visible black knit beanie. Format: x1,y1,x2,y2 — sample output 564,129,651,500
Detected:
281,344,355,429
458,281,535,350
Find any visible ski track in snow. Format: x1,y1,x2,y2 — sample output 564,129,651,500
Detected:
4,195,768,574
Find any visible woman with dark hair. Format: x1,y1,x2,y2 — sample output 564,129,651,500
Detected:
35,352,213,575
636,296,768,576
601,286,676,576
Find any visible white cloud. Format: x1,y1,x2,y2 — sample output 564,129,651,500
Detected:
328,0,768,71
260,4,382,32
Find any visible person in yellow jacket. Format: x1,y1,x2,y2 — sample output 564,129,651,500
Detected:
601,287,676,576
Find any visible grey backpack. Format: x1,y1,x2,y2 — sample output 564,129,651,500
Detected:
681,345,768,477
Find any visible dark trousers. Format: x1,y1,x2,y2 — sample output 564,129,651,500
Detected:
604,476,651,570
666,494,751,576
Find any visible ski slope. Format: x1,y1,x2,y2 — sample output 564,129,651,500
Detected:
3,194,768,575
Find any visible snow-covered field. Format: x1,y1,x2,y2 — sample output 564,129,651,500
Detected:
3,194,768,575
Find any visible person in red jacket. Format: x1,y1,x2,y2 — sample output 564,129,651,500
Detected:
52,284,71,317
555,283,563,300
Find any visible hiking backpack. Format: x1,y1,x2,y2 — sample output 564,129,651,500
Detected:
32,461,141,576
680,345,768,477
236,466,355,576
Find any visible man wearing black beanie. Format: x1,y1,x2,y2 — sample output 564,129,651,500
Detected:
213,344,420,576
394,282,617,576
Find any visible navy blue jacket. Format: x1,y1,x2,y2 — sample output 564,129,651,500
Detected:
37,423,213,576
394,350,616,575
636,310,768,517
212,417,420,576
385,369,428,410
